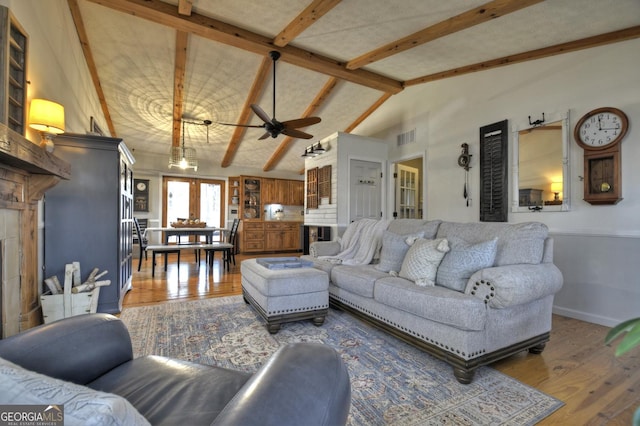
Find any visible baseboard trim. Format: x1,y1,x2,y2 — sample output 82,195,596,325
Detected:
552,305,620,328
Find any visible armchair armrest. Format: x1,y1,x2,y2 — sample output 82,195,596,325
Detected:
0,313,133,385
466,263,563,309
213,343,351,426
309,240,342,257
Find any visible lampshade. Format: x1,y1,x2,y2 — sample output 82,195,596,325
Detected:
550,182,563,193
28,99,65,134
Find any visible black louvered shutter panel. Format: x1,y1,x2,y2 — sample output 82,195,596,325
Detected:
479,120,508,222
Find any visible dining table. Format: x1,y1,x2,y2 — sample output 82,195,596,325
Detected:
144,226,228,244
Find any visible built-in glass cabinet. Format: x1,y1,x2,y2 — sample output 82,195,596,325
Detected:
243,177,261,220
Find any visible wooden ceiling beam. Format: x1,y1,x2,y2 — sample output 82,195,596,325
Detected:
172,30,189,148
273,0,342,47
221,56,273,168
85,0,403,94
67,0,117,136
263,77,339,171
177,0,192,16
346,0,544,70
405,25,640,86
344,92,393,133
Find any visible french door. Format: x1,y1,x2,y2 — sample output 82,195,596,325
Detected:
395,163,419,218
162,176,226,242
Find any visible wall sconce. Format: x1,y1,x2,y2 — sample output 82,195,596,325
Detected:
550,181,562,201
301,142,326,158
28,99,65,152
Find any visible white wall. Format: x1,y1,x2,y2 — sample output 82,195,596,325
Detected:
354,39,640,326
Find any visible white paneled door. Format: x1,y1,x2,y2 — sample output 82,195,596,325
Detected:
349,159,382,222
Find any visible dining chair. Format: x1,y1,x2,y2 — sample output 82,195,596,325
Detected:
133,217,149,271
204,219,239,271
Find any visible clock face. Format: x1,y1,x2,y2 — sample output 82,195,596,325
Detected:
136,182,147,191
575,107,628,150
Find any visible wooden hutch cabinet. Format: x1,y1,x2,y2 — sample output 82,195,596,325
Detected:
44,134,135,314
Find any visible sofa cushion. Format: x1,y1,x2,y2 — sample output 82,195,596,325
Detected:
374,277,486,331
397,238,449,287
387,219,441,238
436,221,548,266
436,237,498,292
331,264,389,298
375,230,423,273
0,356,150,426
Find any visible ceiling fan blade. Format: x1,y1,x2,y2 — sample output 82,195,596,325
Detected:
216,121,265,128
281,116,322,129
251,104,272,124
258,131,272,140
282,128,313,139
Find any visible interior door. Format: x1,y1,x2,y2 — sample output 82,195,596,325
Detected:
349,159,382,222
395,163,419,218
162,176,225,242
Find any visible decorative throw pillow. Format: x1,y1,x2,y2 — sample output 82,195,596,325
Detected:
0,357,150,425
375,230,424,272
397,238,450,287
436,236,498,292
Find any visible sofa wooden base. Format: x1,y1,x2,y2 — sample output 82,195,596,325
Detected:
330,297,549,384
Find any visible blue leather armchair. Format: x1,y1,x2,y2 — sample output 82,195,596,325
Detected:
0,313,351,426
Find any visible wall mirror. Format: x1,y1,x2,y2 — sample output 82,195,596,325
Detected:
512,111,570,212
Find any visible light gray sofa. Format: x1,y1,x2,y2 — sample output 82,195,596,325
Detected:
301,219,563,384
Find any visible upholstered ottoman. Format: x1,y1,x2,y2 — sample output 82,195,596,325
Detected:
241,258,329,333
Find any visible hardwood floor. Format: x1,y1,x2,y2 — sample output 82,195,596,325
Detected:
123,252,640,425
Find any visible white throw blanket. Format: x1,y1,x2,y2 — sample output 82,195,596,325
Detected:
319,218,390,265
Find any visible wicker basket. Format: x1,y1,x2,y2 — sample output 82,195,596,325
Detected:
170,222,207,228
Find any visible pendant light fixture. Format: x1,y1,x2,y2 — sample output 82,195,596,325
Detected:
168,118,210,172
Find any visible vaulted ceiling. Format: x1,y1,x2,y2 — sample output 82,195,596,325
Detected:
68,0,640,175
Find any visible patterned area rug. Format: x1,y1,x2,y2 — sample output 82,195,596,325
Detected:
120,296,563,425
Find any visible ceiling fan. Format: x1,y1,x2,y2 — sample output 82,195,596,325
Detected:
218,50,321,140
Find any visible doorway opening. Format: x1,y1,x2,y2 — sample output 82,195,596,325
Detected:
162,176,226,242
393,157,424,219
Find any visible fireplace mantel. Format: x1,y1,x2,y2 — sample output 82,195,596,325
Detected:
0,123,70,336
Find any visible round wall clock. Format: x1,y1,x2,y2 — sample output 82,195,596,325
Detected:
574,107,628,151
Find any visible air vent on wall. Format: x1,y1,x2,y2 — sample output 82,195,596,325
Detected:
397,129,416,147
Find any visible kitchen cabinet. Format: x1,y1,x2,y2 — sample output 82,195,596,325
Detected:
234,175,304,253
261,178,303,206
265,222,300,251
242,177,262,220
44,133,135,314
289,180,304,205
241,221,264,252
262,178,276,204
